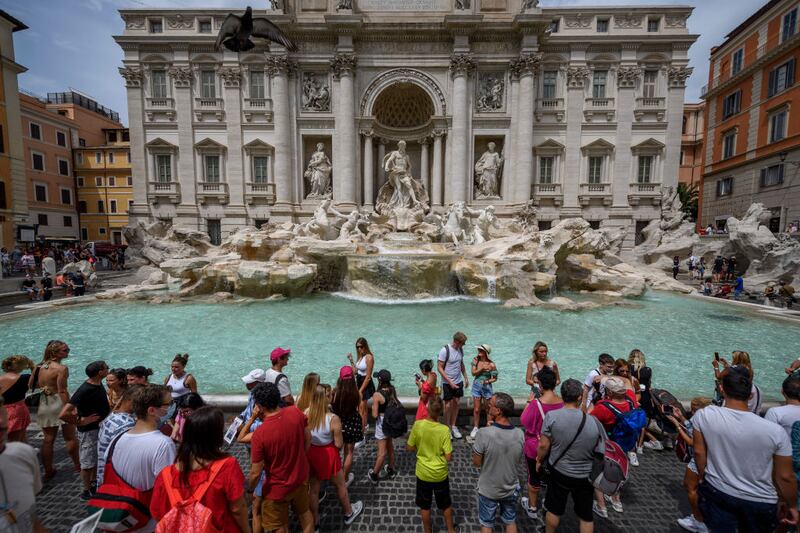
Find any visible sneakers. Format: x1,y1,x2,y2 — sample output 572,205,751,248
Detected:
383,465,397,479
677,514,709,533
643,440,664,451
592,502,608,518
469,426,479,440
451,426,463,439
344,500,364,525
520,496,538,519
627,451,639,467
663,438,674,450
354,437,366,449
636,446,644,455
367,470,379,484
345,472,355,488
604,494,623,513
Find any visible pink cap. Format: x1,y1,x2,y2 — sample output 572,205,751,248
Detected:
270,347,291,362
339,365,354,380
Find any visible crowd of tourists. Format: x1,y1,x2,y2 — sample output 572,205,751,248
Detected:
1,334,799,532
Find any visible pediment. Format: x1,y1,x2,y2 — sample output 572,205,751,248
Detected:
535,138,566,151
145,137,177,149
194,138,227,150
631,138,666,151
243,139,275,153
581,138,615,154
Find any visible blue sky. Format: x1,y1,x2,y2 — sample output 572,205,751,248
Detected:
1,0,760,125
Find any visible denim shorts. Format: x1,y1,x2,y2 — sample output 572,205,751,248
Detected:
478,487,519,528
471,380,493,399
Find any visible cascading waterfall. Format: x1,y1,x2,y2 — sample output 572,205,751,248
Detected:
486,275,497,299
548,277,557,298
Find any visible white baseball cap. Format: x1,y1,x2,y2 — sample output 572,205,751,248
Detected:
241,369,267,384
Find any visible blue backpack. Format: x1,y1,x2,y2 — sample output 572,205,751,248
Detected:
600,398,647,452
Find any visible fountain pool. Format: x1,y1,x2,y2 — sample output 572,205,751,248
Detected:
1,292,798,400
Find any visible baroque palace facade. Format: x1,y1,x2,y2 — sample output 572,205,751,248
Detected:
115,1,696,247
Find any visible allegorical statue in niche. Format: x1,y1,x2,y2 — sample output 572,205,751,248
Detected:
474,142,503,199
383,141,420,209
336,0,353,9
476,76,504,111
304,143,332,199
455,0,471,9
302,73,330,112
215,6,296,52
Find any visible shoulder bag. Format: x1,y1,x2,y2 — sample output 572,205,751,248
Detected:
541,412,587,482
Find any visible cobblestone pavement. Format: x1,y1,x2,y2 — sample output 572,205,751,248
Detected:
30,424,693,533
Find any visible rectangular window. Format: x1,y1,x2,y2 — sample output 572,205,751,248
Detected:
538,221,552,231
199,20,212,33
128,200,134,210
205,155,220,182
760,164,785,187
732,48,744,75
149,18,163,33
597,19,609,32
637,155,653,183
550,19,559,33
79,138,86,147
592,71,607,98
0,182,5,209
32,153,44,171
156,154,171,182
122,131,129,142
60,188,71,205
253,157,269,183
108,176,116,187
722,131,736,159
643,70,657,98
77,177,84,187
207,219,221,245
588,220,601,230
34,184,47,202
109,152,115,164
151,69,167,98
95,152,102,164
647,17,659,32
29,123,40,140
98,200,105,213
201,70,216,98
63,216,72,227
37,214,48,226
95,176,103,187
56,131,67,147
588,156,604,183
76,152,83,164
783,8,797,43
0,125,4,153
99,227,106,235
108,131,117,143
127,152,131,164
58,159,69,176
81,228,88,240
254,219,269,229
769,59,795,97
127,176,133,186
542,71,557,99
770,109,788,143
680,150,685,165
250,71,265,99
78,201,87,213
539,157,554,184
110,200,117,213
716,177,734,197
722,90,741,119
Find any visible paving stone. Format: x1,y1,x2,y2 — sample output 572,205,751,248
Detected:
31,427,690,532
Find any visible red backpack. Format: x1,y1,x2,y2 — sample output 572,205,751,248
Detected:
87,433,153,532
154,458,229,533
590,439,630,495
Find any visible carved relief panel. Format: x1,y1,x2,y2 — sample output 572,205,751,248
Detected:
300,72,331,112
475,72,506,113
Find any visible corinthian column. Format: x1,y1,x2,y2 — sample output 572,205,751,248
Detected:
419,137,430,193
512,52,540,203
267,55,293,210
432,130,445,207
448,53,475,204
362,130,374,208
332,53,357,209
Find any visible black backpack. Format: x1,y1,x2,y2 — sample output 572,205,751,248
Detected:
380,390,408,438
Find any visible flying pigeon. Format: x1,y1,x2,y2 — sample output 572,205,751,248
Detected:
215,6,297,52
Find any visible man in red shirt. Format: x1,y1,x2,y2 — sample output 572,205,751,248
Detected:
590,376,631,517
248,381,314,533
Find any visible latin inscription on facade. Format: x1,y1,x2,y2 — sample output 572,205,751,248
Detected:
359,0,449,11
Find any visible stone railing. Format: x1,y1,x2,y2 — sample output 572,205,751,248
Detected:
535,98,565,121
628,182,662,205
243,97,273,122
636,97,665,108
197,181,229,204
532,182,563,206
584,98,615,122
146,97,174,108
578,182,612,206
147,181,180,204
245,182,276,204
195,97,223,109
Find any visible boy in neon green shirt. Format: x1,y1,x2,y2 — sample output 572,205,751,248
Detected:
407,395,459,533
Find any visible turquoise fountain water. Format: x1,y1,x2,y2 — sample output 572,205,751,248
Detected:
1,292,798,400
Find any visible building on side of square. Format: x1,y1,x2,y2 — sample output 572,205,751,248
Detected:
115,1,696,247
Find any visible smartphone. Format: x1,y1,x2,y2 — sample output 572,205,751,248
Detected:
414,373,422,381
714,352,720,362
662,404,674,415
